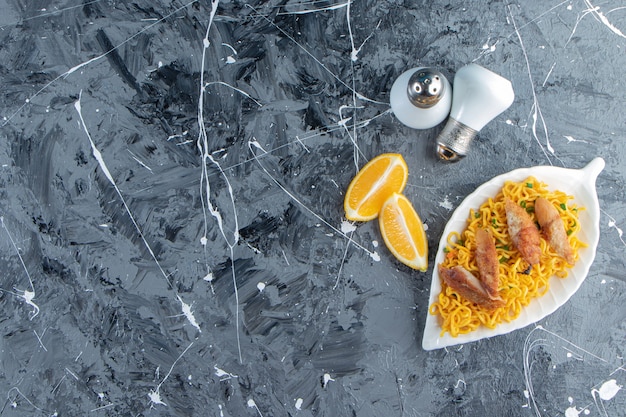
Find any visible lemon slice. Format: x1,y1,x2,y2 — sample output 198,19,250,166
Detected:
379,193,428,271
343,153,408,221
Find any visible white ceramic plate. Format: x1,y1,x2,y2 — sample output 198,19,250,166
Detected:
422,157,605,351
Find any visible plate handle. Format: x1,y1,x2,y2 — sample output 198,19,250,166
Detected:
581,157,605,184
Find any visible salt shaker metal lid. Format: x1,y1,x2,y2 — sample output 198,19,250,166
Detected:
407,68,447,108
390,67,452,130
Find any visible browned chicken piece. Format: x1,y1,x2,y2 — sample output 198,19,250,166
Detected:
504,198,542,265
475,228,500,299
534,197,575,264
438,265,505,311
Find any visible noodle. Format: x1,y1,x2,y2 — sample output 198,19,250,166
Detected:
430,177,585,337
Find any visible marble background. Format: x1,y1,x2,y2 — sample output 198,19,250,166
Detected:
0,0,624,416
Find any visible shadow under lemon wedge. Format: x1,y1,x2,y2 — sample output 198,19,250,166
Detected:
343,153,428,271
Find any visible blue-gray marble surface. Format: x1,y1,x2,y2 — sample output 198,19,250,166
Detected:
0,1,624,416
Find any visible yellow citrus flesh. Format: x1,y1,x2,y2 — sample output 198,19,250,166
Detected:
343,153,408,221
379,193,428,271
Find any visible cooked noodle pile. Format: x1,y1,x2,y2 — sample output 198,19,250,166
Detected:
430,177,585,337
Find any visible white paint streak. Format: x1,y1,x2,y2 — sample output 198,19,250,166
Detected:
340,220,357,234
250,140,382,292
148,342,194,407
214,365,238,380
294,135,310,152
18,289,40,320
76,94,203,331
542,62,557,87
337,116,353,127
508,6,559,163
595,379,622,401
277,1,349,15
147,390,167,407
33,329,47,351
584,0,626,38
65,367,79,380
245,3,384,105
247,398,264,416
221,42,238,55
0,216,39,319
346,0,357,62
2,0,198,127
205,81,262,107
603,210,625,246
196,0,244,364
523,325,619,417
6,388,44,413
438,196,454,211
90,403,116,412
127,149,153,172
345,4,380,63
248,140,376,258
177,295,201,332
563,135,589,144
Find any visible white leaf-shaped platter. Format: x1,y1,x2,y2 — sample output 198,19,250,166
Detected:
422,157,605,351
